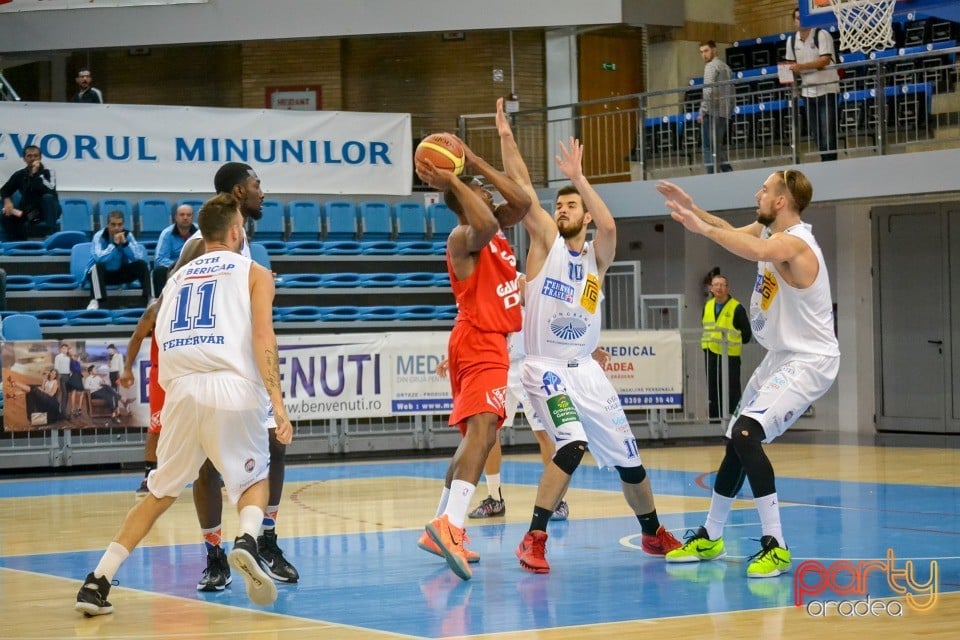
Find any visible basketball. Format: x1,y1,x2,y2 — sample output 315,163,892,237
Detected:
415,133,465,175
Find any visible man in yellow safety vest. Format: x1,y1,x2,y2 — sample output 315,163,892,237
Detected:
701,274,752,423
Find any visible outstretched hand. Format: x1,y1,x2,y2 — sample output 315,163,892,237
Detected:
415,158,456,191
666,199,709,235
556,137,584,181
495,97,513,138
655,180,694,211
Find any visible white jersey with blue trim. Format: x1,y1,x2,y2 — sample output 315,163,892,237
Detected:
524,235,604,361
188,227,251,259
155,250,261,388
750,223,840,356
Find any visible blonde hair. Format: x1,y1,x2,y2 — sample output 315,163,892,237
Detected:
777,169,812,213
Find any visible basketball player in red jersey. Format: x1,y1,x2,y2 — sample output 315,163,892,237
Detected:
121,302,161,497
416,140,531,581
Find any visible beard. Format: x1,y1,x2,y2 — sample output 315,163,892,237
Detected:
243,201,263,221
557,218,584,239
756,209,776,227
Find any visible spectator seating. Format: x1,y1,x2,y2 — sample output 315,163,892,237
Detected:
249,242,271,270
358,202,393,240
136,199,172,240
176,198,205,213
98,198,133,225
395,202,428,240
428,203,457,240
60,198,96,234
1,313,43,339
288,200,322,241
253,201,286,241
324,201,358,240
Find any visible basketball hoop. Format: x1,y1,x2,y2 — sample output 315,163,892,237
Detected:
829,0,897,53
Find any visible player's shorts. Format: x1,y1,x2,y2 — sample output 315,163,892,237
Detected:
728,350,840,443
149,372,270,504
147,364,164,435
522,355,639,469
447,322,509,435
503,358,545,431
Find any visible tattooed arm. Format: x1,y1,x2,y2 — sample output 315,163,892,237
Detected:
249,263,292,444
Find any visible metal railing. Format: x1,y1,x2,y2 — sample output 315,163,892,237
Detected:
457,44,960,185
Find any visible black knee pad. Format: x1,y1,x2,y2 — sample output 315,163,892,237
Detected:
728,416,765,455
615,464,647,484
552,440,587,475
728,416,776,497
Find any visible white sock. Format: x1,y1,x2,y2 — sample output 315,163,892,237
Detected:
755,492,784,547
238,505,265,540
435,487,450,518
443,479,476,529
704,492,736,540
94,542,130,582
485,473,502,501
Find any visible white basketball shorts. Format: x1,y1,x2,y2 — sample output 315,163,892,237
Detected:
503,358,546,431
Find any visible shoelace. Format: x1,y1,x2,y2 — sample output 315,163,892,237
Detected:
746,539,785,564
679,528,707,548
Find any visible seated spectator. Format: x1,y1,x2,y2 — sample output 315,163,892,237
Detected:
6,375,62,426
152,203,197,294
83,365,121,422
85,210,151,310
1,145,61,240
71,68,104,104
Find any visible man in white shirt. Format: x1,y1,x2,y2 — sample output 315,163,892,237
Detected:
785,7,840,161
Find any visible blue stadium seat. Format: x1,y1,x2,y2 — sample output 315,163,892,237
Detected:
258,240,288,255
320,241,362,255
358,202,394,240
136,199,172,240
397,272,439,287
254,201,286,241
140,240,157,254
1,241,45,256
280,306,326,322
112,308,146,325
281,274,325,288
395,241,435,255
249,242,271,270
69,242,93,287
358,273,399,288
33,274,80,291
1,313,43,339
176,198,205,213
285,241,324,255
322,306,363,321
396,305,442,320
431,241,447,255
432,273,451,287
288,201,321,241
358,306,399,321
43,230,88,255
395,203,428,240
26,310,69,327
60,198,95,235
67,309,114,326
360,241,399,255
5,275,36,291
324,201,358,240
98,198,133,226
320,273,362,288
436,304,459,320
428,203,458,240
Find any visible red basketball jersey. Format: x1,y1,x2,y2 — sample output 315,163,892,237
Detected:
446,231,522,334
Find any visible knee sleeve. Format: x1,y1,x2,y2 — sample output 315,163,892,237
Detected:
615,464,647,485
714,440,746,498
728,416,776,497
552,440,587,475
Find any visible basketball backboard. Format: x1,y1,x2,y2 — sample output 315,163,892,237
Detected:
799,0,960,29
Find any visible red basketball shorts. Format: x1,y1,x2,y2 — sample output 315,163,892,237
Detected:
447,322,509,435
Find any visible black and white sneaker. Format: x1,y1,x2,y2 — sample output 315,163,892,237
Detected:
257,529,299,583
75,572,113,616
197,545,233,592
227,533,277,606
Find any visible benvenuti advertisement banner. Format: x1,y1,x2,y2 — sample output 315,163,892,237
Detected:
1,331,681,431
0,102,412,195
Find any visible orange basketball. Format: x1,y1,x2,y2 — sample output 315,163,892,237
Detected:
415,133,466,175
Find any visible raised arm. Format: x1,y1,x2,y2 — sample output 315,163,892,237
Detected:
456,135,530,228
119,301,159,388
416,158,498,257
249,263,291,445
657,180,763,237
556,137,616,273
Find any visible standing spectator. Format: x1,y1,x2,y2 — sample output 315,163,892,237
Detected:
152,204,197,294
70,68,103,104
107,344,124,390
785,7,839,162
1,145,61,240
701,274,752,423
698,40,734,174
54,343,73,416
85,210,151,310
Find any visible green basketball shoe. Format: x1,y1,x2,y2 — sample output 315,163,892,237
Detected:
746,535,792,578
664,526,726,563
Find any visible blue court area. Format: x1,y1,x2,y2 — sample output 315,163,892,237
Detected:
2,459,958,637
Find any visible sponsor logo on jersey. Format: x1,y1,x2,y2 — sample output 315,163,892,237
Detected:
244,458,255,473
546,393,579,427
539,371,566,395
580,273,600,314
497,277,522,310
755,268,779,311
784,410,794,424
549,314,588,341
542,277,575,303
486,386,507,411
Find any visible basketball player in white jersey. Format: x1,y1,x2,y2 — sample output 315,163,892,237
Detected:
658,170,839,578
174,163,299,589
493,98,681,574
76,194,292,615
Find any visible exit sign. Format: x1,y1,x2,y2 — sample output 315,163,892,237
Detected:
601,62,617,71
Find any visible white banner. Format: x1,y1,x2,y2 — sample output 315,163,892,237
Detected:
0,102,412,195
0,0,206,12
598,330,683,408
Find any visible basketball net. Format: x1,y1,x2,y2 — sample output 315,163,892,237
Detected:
829,0,897,53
